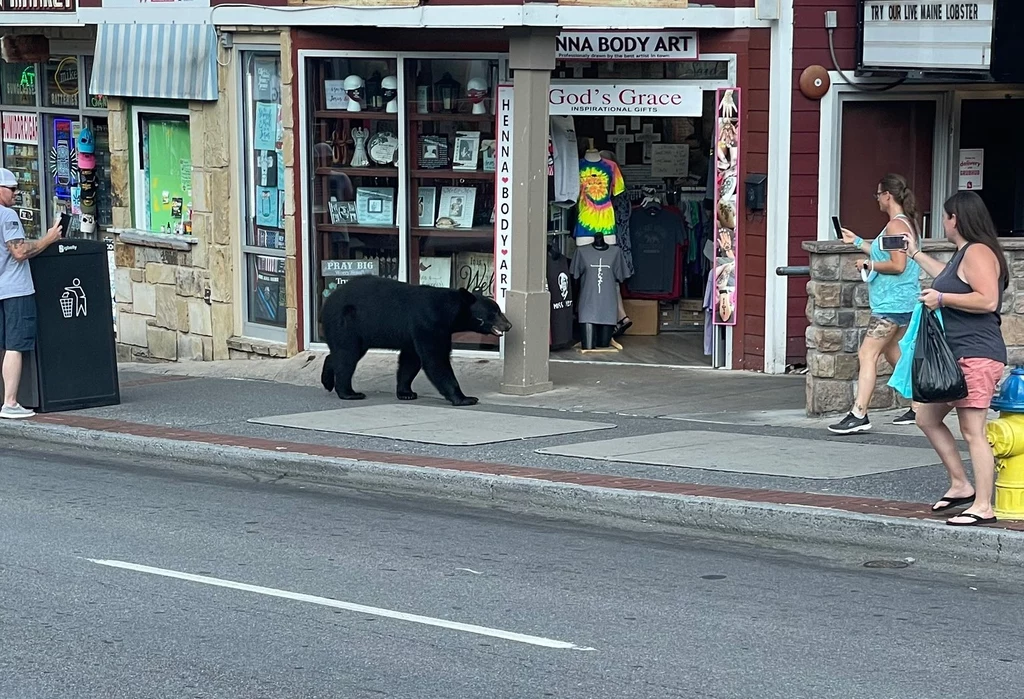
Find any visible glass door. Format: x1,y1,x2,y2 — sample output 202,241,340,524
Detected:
1,112,42,239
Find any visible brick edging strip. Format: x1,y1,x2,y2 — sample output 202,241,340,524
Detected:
31,412,1024,532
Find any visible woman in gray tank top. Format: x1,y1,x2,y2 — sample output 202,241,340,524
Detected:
905,192,1008,526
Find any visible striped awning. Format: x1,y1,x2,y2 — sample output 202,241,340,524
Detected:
90,24,219,102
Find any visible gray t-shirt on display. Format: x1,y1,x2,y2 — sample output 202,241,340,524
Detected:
571,244,628,326
0,206,34,300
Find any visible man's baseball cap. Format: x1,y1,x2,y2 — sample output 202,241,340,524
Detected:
0,168,17,188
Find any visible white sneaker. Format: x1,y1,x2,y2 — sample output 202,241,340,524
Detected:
1,403,35,419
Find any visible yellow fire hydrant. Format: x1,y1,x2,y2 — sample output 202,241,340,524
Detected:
985,367,1024,520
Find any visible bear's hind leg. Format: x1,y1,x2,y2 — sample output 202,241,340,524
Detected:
396,348,421,401
321,353,335,392
332,344,368,400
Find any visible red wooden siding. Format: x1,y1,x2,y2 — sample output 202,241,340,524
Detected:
788,0,858,362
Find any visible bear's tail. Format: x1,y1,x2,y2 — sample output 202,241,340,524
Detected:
320,353,335,392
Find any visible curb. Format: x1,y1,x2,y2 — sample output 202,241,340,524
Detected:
6,420,1023,569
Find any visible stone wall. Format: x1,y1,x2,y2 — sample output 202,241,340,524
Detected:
803,239,1024,416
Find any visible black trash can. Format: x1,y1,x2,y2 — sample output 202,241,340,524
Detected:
3,238,120,412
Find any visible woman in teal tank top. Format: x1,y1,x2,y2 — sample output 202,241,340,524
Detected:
829,174,922,435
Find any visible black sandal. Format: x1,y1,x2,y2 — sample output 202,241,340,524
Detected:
946,512,997,527
612,317,633,338
930,494,976,513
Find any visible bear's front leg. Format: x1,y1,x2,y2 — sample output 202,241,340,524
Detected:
415,339,477,406
396,348,422,401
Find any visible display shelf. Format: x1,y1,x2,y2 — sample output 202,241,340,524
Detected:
409,113,494,123
316,166,399,178
411,169,494,181
316,224,399,235
411,226,493,239
315,110,399,120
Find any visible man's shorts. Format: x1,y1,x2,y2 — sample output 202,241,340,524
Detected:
0,295,37,352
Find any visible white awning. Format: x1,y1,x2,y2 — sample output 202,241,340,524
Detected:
89,24,218,102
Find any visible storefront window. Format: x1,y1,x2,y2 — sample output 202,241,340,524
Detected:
1,112,42,239
83,56,108,110
404,57,500,351
1,62,37,107
133,111,192,233
242,52,287,330
307,55,401,343
43,55,81,110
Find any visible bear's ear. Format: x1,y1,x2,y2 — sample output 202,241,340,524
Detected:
458,288,477,305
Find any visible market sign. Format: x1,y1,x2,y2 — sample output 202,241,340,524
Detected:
0,0,75,10
556,31,698,61
859,1,994,71
549,83,703,117
1,112,39,145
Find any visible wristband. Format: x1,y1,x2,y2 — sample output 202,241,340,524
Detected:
853,236,864,248
938,292,944,308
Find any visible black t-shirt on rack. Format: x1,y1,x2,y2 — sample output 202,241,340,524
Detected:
627,206,685,295
546,253,575,349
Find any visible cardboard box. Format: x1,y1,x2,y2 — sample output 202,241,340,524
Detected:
624,299,659,336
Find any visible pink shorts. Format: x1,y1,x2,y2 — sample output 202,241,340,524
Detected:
952,358,1005,410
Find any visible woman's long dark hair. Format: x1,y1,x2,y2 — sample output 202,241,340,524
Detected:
944,191,1009,289
879,173,919,235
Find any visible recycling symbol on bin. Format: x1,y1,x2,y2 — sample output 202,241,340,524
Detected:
60,278,88,319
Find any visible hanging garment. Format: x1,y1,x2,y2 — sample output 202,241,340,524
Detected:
575,158,625,239
570,245,629,326
703,271,715,356
613,192,634,277
547,251,575,350
626,205,685,299
550,116,580,204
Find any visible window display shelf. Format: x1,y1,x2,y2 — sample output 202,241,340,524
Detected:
316,224,399,235
315,110,399,121
411,169,494,181
409,113,493,123
316,166,398,178
411,226,493,239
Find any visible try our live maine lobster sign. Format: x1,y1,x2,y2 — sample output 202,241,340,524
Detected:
0,0,75,10
859,1,995,71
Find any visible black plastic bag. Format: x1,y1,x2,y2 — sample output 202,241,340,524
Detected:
912,309,968,403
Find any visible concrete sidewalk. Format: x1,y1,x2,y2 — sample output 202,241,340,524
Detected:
3,356,1021,569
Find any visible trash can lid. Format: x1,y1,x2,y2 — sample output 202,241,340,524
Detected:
991,366,1024,412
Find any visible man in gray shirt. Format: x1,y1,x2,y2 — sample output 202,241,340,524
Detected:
1,168,62,418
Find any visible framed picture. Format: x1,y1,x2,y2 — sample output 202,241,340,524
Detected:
418,134,449,169
453,131,481,171
480,139,496,172
328,198,357,225
417,187,437,227
355,187,395,227
438,186,477,229
418,255,453,288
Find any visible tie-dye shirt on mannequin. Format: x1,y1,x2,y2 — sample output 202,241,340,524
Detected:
575,158,625,239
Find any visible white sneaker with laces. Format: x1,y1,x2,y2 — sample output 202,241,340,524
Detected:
1,403,35,419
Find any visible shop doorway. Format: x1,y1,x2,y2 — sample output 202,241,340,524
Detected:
547,91,719,368
957,96,1024,236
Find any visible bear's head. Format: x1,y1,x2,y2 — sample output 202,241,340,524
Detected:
459,289,513,337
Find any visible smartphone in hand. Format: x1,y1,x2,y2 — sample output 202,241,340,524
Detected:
59,213,72,239
831,216,843,239
880,235,909,251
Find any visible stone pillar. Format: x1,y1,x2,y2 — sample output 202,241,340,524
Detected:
500,28,556,396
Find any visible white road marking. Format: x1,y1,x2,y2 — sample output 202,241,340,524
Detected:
456,568,483,575
87,559,594,651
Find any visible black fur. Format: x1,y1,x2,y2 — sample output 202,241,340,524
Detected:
320,276,512,406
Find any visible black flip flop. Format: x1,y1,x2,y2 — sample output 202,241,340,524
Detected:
931,494,976,513
946,513,997,527
612,318,633,338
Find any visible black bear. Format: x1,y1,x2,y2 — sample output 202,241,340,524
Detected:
320,276,512,406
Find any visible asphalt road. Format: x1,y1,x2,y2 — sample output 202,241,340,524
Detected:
2,439,1021,699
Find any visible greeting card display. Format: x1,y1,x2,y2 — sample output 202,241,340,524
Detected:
355,187,395,227
438,186,476,229
452,131,481,171
418,134,449,169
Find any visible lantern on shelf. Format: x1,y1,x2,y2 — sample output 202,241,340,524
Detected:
365,71,383,111
434,72,461,113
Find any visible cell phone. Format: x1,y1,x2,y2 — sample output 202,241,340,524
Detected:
59,213,72,238
831,216,843,239
880,235,909,251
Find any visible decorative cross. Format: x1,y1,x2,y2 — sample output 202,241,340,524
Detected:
589,256,612,294
606,125,634,164
635,123,662,164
